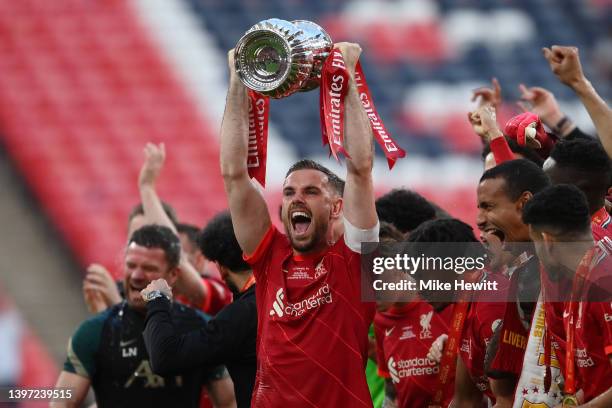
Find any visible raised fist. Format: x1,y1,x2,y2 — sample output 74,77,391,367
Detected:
334,42,362,74
542,45,586,89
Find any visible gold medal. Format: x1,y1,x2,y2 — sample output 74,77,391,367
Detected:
561,394,578,407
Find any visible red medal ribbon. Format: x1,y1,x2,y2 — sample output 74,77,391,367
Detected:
543,326,552,393
247,90,269,187
429,273,477,407
429,301,470,407
354,61,406,169
563,247,597,396
240,274,256,293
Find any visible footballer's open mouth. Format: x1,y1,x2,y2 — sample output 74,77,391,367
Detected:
488,228,505,243
129,281,147,293
290,210,312,237
481,227,506,250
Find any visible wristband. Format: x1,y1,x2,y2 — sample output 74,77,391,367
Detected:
144,290,170,303
554,115,570,134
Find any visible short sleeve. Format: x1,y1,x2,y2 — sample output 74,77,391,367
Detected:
199,278,232,315
63,312,106,378
243,226,278,263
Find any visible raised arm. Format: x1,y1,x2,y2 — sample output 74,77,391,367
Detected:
138,143,206,306
517,84,578,137
337,42,377,230
220,50,271,255
468,78,502,145
472,105,515,165
543,45,612,156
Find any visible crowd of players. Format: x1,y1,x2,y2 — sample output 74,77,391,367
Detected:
48,42,611,408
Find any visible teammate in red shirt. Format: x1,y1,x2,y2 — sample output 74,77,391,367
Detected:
456,272,508,405
220,43,379,407
523,184,612,406
372,220,474,408
375,300,450,408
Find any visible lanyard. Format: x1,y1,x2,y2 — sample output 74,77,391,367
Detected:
563,248,596,397
429,272,479,407
240,274,256,293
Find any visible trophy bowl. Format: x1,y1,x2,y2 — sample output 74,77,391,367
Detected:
234,19,332,99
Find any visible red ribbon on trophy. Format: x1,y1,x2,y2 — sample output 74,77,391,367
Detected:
246,89,270,187
320,49,407,168
245,48,405,187
354,61,406,169
320,48,350,160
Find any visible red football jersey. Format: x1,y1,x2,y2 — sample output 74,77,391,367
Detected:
592,220,612,242
245,226,376,407
565,246,612,402
374,301,453,407
591,207,611,232
460,272,508,401
488,260,535,377
543,225,612,376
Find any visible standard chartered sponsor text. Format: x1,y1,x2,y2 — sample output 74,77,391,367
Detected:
394,357,439,378
284,284,332,317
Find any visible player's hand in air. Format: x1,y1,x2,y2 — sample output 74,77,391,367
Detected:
83,263,122,311
542,46,586,89
139,143,166,188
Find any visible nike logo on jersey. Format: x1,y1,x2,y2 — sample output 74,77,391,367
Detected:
120,338,138,348
385,327,395,337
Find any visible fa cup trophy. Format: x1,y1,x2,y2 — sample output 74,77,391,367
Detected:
234,19,333,98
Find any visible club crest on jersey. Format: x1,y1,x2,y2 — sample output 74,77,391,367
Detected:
314,260,328,279
419,311,433,339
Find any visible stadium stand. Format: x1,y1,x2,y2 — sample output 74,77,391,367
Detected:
0,0,227,278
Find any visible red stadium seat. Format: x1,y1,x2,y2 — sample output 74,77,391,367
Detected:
0,0,226,279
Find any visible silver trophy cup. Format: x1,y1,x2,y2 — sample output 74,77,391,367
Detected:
234,19,333,99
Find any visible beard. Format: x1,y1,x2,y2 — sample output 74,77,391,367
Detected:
285,217,329,253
